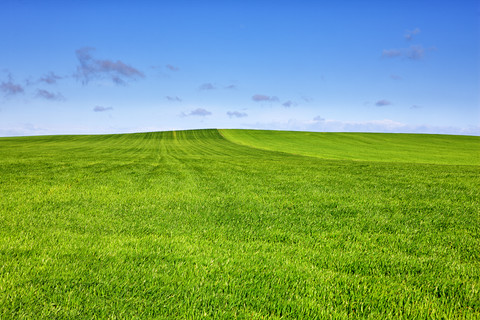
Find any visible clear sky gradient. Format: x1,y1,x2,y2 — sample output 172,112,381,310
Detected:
1,0,479,136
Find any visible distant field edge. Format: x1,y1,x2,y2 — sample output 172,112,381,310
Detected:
218,129,480,166
0,128,478,166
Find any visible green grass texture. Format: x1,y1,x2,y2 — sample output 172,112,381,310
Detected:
220,129,480,165
0,129,479,319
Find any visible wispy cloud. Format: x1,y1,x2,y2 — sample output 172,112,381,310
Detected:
382,45,426,60
405,45,425,60
282,100,296,108
181,108,212,117
227,111,248,118
39,72,63,84
36,89,65,101
111,76,126,85
390,74,402,80
75,47,144,85
252,94,279,102
302,96,313,103
383,29,428,60
313,115,325,122
166,96,182,102
410,105,422,109
93,106,113,112
225,84,237,89
166,64,179,71
199,83,215,90
382,49,402,58
375,99,392,106
0,79,24,97
405,28,420,41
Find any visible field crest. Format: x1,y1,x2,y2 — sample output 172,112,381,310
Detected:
220,129,480,165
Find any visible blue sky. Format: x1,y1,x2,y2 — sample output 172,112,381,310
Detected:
0,0,479,136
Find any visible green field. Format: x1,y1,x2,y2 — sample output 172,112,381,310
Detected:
221,129,480,165
1,129,479,319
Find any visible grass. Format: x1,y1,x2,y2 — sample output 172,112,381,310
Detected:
220,129,480,165
0,129,479,319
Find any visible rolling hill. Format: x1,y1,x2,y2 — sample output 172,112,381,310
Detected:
0,129,479,318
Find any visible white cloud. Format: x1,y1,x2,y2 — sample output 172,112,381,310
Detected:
227,111,248,118
93,106,113,112
75,47,144,85
166,96,182,102
405,28,420,41
166,64,179,71
282,100,295,108
36,89,65,101
375,99,392,107
382,45,427,60
39,72,63,84
252,94,279,102
199,83,215,90
1,77,24,97
181,108,212,117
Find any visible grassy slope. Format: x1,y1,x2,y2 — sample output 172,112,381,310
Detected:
0,129,479,319
220,129,480,165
